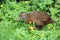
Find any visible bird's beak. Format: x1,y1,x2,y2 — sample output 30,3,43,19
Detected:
16,18,20,22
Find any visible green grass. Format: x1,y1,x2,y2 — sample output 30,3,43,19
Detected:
0,0,60,40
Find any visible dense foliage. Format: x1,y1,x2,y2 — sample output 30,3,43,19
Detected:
0,0,60,40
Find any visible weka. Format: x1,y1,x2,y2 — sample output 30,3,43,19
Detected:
17,11,53,30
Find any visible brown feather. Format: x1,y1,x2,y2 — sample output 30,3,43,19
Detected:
17,11,53,30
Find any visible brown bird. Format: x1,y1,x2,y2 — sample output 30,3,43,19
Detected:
17,11,53,30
